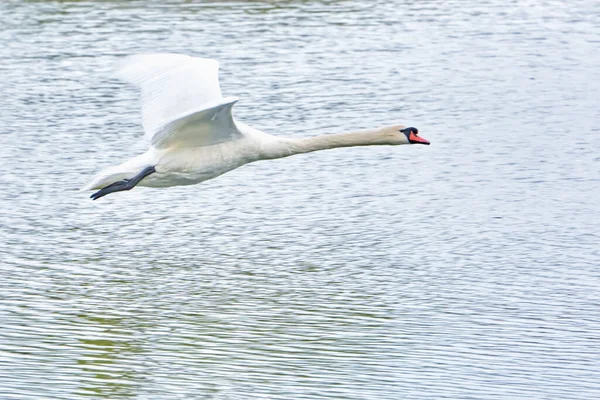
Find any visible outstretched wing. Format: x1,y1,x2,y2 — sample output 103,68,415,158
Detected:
116,53,242,149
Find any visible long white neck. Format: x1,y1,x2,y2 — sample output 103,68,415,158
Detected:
261,128,393,160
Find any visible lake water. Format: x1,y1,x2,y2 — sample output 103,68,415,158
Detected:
1,0,599,399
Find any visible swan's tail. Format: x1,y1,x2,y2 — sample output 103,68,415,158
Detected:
81,151,157,192
80,167,134,191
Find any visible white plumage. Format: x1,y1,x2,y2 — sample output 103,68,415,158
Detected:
83,53,429,200
115,54,241,149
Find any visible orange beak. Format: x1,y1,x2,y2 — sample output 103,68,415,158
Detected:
409,132,430,145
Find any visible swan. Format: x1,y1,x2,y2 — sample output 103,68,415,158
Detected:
83,53,430,200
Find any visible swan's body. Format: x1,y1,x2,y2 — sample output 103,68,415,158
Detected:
84,54,430,199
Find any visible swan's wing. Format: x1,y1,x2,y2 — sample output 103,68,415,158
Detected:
151,97,239,149
116,53,243,148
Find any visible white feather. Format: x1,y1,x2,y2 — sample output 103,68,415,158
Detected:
115,53,241,148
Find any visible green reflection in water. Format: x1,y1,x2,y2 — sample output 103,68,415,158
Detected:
74,314,145,399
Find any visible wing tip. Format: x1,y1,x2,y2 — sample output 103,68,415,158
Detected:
222,96,239,105
114,53,220,83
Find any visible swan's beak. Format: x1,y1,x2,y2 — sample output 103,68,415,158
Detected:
409,132,430,145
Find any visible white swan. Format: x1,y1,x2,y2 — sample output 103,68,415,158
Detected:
83,53,430,200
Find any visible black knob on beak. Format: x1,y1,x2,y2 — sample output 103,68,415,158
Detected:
402,127,429,145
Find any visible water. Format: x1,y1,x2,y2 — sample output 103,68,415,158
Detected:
1,0,599,398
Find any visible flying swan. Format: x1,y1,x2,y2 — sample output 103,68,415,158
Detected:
83,53,430,200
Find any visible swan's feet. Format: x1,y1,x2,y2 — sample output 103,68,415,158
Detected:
90,179,132,200
90,166,156,200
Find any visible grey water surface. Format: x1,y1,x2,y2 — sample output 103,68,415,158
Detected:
1,0,599,399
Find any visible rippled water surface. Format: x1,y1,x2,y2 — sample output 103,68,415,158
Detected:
1,0,600,399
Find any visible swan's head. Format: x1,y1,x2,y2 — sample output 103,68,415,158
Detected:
379,125,430,145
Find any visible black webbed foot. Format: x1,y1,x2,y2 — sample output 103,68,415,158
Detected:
89,166,156,201
90,179,132,200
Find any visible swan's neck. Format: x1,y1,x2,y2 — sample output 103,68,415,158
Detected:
263,128,391,159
